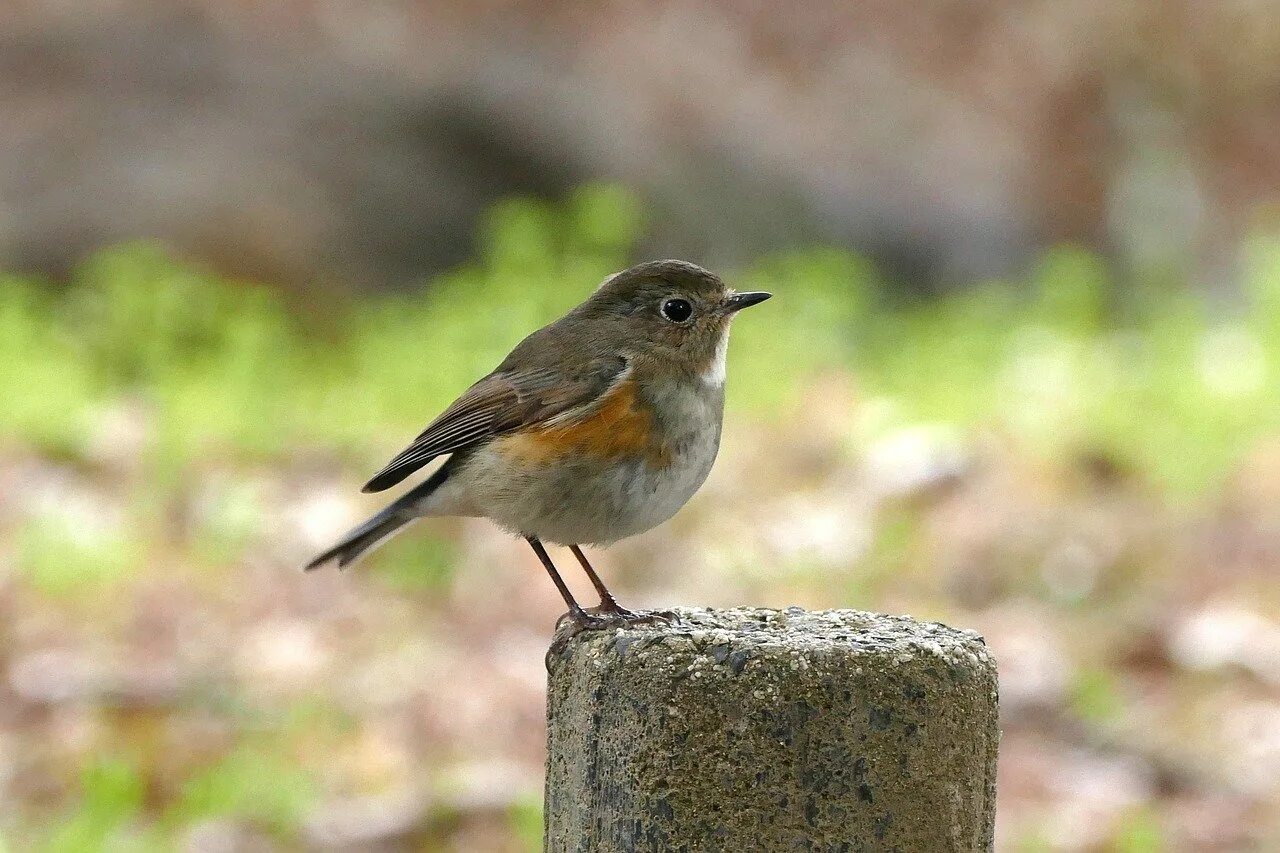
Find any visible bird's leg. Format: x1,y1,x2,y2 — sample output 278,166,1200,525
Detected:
525,537,608,630
568,544,634,617
569,545,676,625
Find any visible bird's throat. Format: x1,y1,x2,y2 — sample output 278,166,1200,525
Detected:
701,329,729,388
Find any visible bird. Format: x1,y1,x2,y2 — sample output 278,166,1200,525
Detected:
305,259,771,629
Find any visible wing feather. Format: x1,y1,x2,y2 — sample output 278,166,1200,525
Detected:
362,356,627,492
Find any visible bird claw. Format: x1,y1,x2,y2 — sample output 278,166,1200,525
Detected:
553,605,680,632
547,607,681,670
554,609,614,632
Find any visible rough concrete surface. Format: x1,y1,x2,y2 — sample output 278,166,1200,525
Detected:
545,607,999,852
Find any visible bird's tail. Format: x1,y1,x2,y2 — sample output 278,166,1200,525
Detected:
304,505,407,570
304,464,452,571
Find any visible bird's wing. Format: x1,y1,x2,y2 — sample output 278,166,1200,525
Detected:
361,355,628,492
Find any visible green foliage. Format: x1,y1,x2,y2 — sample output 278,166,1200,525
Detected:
0,275,99,457
15,513,144,599
189,476,267,566
41,758,147,852
167,746,316,834
1070,667,1125,725
730,249,877,410
507,795,544,851
1013,833,1055,853
367,529,459,593
1113,807,1166,852
4,187,1280,503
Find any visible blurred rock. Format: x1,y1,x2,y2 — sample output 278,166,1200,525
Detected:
1168,792,1259,850
83,399,152,470
445,758,535,813
764,493,872,567
1039,537,1107,603
8,2,1277,289
303,786,432,848
861,424,969,499
302,760,533,847
1169,604,1280,685
1219,701,1280,796
12,464,126,536
983,603,1072,716
184,819,277,853
1039,748,1155,850
8,649,104,704
337,640,446,710
0,7,585,288
8,647,182,705
236,619,330,690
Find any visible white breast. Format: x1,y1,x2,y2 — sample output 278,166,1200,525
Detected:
617,407,721,537
702,329,729,388
604,374,724,541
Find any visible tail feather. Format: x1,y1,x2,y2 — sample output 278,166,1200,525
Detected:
304,507,406,570
305,463,453,571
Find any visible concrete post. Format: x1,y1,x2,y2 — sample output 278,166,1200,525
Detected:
544,607,998,852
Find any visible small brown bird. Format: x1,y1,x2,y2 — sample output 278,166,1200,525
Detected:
306,260,770,628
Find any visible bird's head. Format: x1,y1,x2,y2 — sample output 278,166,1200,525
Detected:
583,260,771,384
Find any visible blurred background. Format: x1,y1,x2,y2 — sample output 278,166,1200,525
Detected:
2,2,1280,850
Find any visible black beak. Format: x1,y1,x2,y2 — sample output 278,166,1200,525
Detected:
723,291,772,313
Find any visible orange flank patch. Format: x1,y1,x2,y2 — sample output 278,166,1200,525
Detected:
502,378,671,467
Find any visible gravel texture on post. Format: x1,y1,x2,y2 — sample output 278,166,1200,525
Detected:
544,606,999,852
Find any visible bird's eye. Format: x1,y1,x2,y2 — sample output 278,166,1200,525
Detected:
661,298,693,323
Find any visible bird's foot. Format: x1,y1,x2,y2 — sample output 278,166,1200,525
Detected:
547,606,681,669
554,608,616,632
597,604,679,626
553,604,679,633
547,609,611,663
